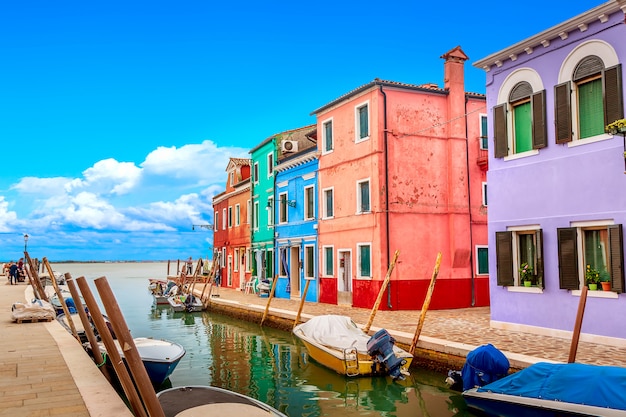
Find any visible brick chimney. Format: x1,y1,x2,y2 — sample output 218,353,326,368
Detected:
441,46,469,138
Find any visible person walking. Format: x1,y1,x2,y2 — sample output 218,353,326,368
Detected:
9,262,18,285
186,257,193,275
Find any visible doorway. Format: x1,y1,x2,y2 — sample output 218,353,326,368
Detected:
290,246,301,298
337,250,352,305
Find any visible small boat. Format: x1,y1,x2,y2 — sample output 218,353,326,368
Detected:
462,361,626,417
292,315,412,380
39,270,66,287
157,385,287,417
168,293,204,312
85,337,186,386
57,312,116,344
149,279,175,305
49,290,85,315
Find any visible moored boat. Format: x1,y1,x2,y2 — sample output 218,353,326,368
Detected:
85,337,186,386
149,279,175,305
157,385,287,417
292,315,412,380
462,362,626,417
168,293,204,312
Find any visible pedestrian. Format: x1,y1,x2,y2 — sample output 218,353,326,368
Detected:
9,262,18,285
212,269,221,298
186,256,193,275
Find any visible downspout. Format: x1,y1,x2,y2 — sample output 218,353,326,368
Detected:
464,96,476,306
380,84,392,309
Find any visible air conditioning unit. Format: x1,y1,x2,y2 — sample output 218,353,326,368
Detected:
281,140,298,153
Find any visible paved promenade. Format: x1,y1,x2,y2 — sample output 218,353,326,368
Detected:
0,280,132,417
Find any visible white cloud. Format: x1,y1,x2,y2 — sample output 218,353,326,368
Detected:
66,158,142,195
0,196,18,232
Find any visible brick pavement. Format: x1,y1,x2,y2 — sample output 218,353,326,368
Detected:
0,280,132,417
197,286,626,371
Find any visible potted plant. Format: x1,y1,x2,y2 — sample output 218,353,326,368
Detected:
519,262,533,287
605,118,626,135
585,265,600,290
599,270,611,291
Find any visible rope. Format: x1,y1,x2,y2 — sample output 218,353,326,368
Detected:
95,352,108,368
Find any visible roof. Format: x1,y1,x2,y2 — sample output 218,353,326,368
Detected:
473,1,625,71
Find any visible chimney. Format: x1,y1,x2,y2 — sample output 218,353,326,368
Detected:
441,45,468,93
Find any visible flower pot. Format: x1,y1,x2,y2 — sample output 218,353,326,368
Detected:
524,280,532,287
588,283,598,291
601,281,611,291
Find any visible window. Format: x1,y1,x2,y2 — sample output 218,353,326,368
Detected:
494,80,546,158
323,188,334,218
357,179,370,213
322,118,333,153
247,200,251,224
304,186,314,220
279,248,288,276
214,211,219,231
235,204,240,226
557,223,624,292
253,162,259,184
221,248,226,268
279,192,288,223
229,172,234,186
267,153,274,177
480,114,488,150
234,249,239,272
356,102,369,142
246,249,251,272
228,206,233,228
555,43,623,143
253,201,259,230
476,246,489,275
495,228,544,287
222,208,227,230
482,182,488,207
305,245,314,279
267,196,274,226
357,243,371,278
323,246,334,276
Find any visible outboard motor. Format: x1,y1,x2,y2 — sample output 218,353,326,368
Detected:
460,343,510,391
366,329,406,380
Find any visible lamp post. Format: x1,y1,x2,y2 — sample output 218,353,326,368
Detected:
24,234,29,252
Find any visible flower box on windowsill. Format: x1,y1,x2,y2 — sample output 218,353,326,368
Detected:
605,119,626,135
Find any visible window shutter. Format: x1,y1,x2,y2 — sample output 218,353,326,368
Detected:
555,82,572,143
557,227,579,290
496,231,514,286
608,224,624,294
604,64,624,126
535,229,545,289
493,104,508,158
532,90,547,149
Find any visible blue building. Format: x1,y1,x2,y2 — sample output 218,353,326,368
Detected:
272,125,319,301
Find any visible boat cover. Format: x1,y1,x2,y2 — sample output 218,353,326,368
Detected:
476,362,626,410
461,343,510,391
295,315,373,354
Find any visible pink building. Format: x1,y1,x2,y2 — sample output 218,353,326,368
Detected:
312,47,489,310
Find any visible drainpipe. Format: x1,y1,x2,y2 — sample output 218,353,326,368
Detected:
380,84,392,309
465,96,476,306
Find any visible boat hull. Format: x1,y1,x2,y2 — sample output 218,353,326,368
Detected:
167,295,204,312
157,385,287,417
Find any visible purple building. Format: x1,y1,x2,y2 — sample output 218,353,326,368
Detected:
474,1,626,346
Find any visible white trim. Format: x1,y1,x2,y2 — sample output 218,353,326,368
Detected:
356,242,372,280
322,245,334,277
475,245,489,276
355,100,370,143
304,185,315,220
266,152,274,178
481,182,488,207
322,187,334,219
322,117,334,154
304,244,315,279
235,204,241,227
356,178,371,214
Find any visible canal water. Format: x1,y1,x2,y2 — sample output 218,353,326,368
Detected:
55,262,478,417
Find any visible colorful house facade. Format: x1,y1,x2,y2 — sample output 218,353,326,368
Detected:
212,157,252,291
311,46,489,310
249,136,277,286
272,125,319,301
474,1,626,344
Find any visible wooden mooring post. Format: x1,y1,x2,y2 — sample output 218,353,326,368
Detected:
409,252,442,355
364,250,400,334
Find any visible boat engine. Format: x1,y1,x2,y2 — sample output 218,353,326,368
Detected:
366,329,406,380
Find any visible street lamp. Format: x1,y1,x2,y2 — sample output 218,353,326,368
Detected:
24,234,29,252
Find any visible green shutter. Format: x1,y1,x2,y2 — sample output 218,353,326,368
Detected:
604,64,624,125
493,104,508,158
360,245,371,277
359,106,369,138
557,227,579,290
555,82,572,143
325,247,333,276
514,101,532,153
360,182,370,212
578,78,604,138
532,90,547,149
325,121,333,151
608,224,624,294
496,232,514,286
477,247,489,274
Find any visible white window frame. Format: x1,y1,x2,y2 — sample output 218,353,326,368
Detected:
304,185,315,220
234,248,239,272
214,211,219,231
476,245,489,276
279,191,288,224
479,113,488,150
222,208,227,230
322,117,334,154
246,249,251,272
323,245,334,277
267,153,274,178
229,171,234,186
228,206,233,228
253,201,259,231
304,244,315,280
221,248,226,268
247,199,251,224
253,162,259,184
482,182,488,207
267,196,274,226
322,187,334,219
506,225,543,293
356,178,371,214
355,100,370,143
356,242,372,280
235,204,241,226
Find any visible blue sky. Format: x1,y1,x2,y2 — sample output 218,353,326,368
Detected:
0,0,603,261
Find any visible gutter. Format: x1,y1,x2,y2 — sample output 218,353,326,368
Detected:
380,84,392,309
465,96,476,307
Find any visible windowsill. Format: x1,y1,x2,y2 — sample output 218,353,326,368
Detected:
507,286,543,294
567,133,611,147
355,136,370,143
503,149,539,161
322,149,334,155
572,289,618,299
356,276,373,280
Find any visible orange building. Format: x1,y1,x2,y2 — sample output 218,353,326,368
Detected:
311,47,489,310
212,157,252,291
